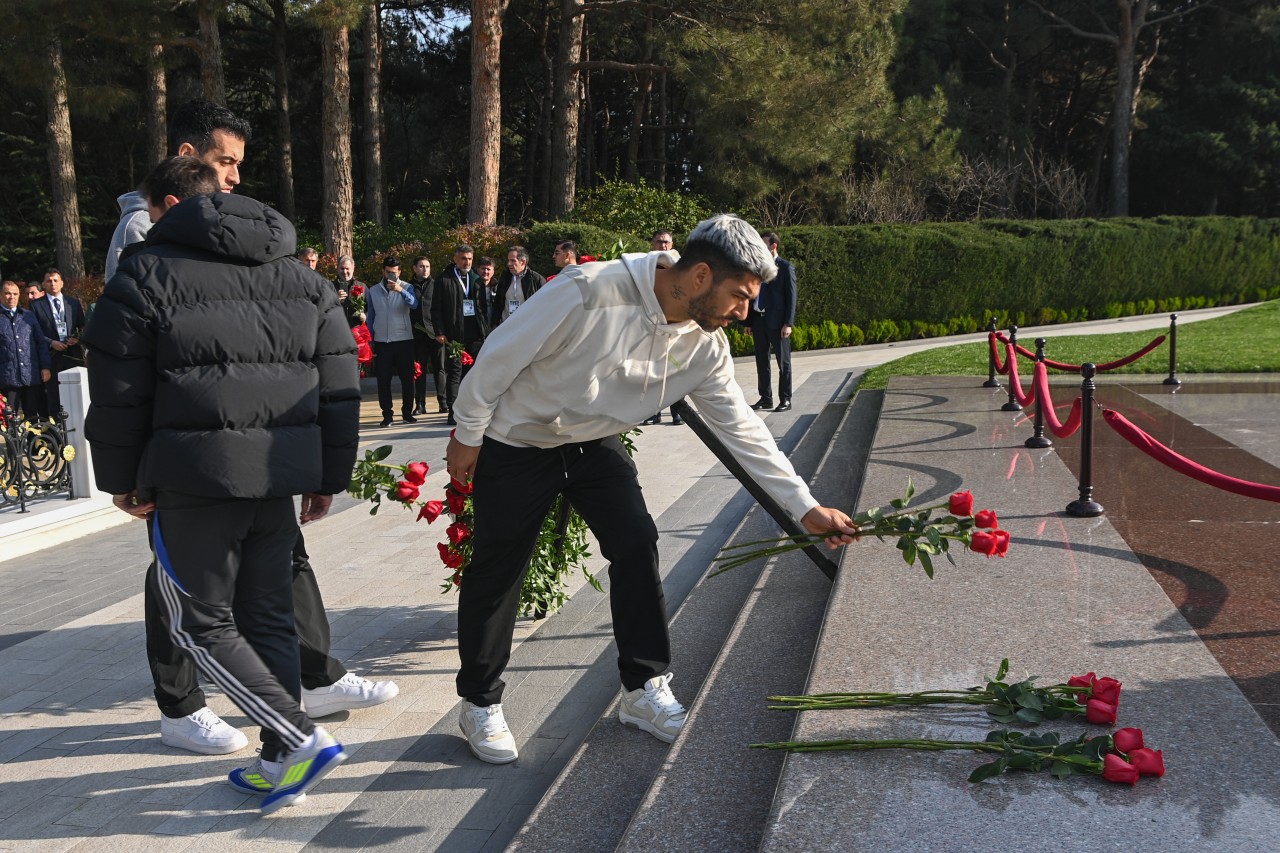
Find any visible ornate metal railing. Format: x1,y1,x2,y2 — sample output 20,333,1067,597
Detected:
0,410,76,512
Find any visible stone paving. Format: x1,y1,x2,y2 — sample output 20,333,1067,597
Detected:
0,305,1262,852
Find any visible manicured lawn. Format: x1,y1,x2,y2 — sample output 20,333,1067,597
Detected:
859,301,1280,390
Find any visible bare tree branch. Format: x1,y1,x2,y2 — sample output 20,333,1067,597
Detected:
1029,0,1118,44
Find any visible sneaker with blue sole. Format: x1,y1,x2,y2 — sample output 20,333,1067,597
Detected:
261,727,347,814
228,753,306,804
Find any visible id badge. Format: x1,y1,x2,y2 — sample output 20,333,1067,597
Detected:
463,298,476,317
508,298,520,315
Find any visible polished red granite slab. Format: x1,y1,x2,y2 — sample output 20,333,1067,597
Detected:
1046,380,1280,733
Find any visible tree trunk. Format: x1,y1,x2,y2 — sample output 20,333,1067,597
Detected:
44,36,84,280
321,25,354,257
270,0,296,220
622,74,651,183
468,0,508,225
198,1,227,105
363,1,387,225
548,0,584,218
145,42,167,168
655,70,667,186
1108,7,1137,217
526,0,554,216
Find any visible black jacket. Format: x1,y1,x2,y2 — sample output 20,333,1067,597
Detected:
431,265,490,344
30,292,87,369
747,255,797,331
490,268,547,328
409,276,435,338
83,193,360,499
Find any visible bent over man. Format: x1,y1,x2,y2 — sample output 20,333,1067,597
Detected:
84,157,359,812
445,214,856,764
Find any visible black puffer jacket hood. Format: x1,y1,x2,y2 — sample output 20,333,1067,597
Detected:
146,192,297,264
83,193,360,500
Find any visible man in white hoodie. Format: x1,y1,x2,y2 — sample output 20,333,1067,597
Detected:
446,214,856,764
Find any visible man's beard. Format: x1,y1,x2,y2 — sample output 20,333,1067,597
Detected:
686,290,733,332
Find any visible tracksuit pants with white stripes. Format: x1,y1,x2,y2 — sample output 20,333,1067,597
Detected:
151,490,315,757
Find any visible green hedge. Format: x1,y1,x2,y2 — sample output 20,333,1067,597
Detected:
774,217,1280,329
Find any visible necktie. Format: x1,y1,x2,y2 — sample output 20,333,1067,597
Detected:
53,297,62,318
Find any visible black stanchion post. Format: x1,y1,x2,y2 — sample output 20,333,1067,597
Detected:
983,316,1000,388
1163,313,1182,386
1065,363,1104,517
1025,338,1053,449
1001,324,1023,412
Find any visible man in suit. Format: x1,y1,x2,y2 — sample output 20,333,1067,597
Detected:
29,268,86,419
1,279,52,420
490,246,546,328
747,232,796,413
431,244,490,426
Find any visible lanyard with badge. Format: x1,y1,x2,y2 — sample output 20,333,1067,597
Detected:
507,273,525,317
52,297,68,340
458,269,476,317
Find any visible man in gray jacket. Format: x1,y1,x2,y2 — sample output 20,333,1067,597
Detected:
367,256,420,427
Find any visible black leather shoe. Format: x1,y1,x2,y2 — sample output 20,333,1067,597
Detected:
379,417,392,428
403,414,418,424
447,414,457,426
642,414,660,425
671,415,683,426
413,404,426,415
750,399,774,411
773,401,792,412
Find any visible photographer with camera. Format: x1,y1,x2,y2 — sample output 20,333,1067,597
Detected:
367,256,420,427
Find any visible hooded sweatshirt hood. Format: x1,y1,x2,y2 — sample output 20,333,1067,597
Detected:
146,192,297,265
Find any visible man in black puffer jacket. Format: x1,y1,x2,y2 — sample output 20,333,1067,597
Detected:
83,156,359,813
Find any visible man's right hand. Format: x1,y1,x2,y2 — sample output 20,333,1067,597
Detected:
446,436,481,485
436,334,448,344
300,492,333,524
112,490,155,520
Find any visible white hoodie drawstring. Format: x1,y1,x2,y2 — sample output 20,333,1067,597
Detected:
639,321,673,407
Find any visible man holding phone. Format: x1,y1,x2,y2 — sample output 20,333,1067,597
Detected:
366,256,419,427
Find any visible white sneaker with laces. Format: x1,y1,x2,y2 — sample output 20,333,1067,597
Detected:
160,707,249,755
618,673,687,744
459,701,518,764
302,672,400,717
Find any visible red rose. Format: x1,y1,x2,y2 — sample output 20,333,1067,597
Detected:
350,283,365,297
393,480,420,502
1101,753,1139,785
446,521,471,544
1092,677,1122,706
949,490,974,516
991,529,1011,557
451,571,462,587
1128,748,1165,777
1067,672,1096,690
974,509,998,529
969,530,998,557
1085,698,1117,725
1113,727,1144,754
414,361,423,380
356,341,373,363
447,491,468,515
418,500,444,523
405,461,430,485
460,351,474,366
450,477,473,495
450,428,456,439
437,542,464,569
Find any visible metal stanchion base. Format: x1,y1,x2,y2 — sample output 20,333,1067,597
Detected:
1001,401,1023,412
1024,435,1053,449
1163,376,1182,386
982,379,1001,388
1065,499,1105,517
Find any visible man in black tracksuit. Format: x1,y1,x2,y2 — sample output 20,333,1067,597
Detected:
84,157,359,812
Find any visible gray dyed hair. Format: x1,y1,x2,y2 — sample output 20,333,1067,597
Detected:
680,214,777,282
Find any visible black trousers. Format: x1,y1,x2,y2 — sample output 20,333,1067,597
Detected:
441,338,483,413
151,492,316,756
1,384,44,421
413,334,444,409
145,529,347,715
753,317,792,404
456,436,667,705
374,338,416,419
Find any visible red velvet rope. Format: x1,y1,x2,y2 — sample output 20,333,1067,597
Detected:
1103,410,1280,502
992,332,1166,373
988,333,1011,375
1032,362,1083,438
1006,347,1035,407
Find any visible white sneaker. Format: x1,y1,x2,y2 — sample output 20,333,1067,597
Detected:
160,707,249,755
302,672,400,718
618,673,687,744
459,701,518,764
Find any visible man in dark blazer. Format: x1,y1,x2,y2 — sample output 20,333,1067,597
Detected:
431,244,490,425
490,246,546,328
29,267,86,419
747,232,796,413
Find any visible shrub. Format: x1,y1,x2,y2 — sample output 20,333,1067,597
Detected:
522,221,639,278
570,178,714,239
